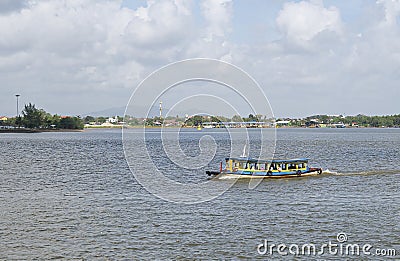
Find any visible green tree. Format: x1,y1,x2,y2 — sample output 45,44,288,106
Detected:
49,115,61,128
84,115,95,124
59,116,84,129
231,115,242,122
393,114,400,126
144,118,154,126
41,111,55,128
215,115,230,122
243,114,258,122
185,115,204,126
127,117,139,126
97,117,106,124
22,103,44,128
15,116,22,127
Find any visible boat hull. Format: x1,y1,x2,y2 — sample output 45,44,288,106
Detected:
216,170,322,179
207,168,322,179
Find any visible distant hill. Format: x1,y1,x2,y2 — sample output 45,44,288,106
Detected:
84,107,126,117
84,105,172,118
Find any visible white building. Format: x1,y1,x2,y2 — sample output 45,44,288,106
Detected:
107,116,118,124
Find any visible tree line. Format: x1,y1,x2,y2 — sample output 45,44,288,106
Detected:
6,106,396,129
285,114,400,128
8,103,84,129
90,113,400,127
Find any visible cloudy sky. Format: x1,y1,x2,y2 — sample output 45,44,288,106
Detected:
0,0,399,118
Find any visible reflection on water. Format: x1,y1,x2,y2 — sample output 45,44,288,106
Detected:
0,128,399,259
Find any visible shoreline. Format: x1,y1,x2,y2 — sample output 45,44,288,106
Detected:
2,126,398,133
0,128,83,133
85,125,399,129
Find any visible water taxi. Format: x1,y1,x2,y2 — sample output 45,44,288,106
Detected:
206,157,322,178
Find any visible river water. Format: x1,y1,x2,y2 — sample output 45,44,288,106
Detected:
0,128,398,260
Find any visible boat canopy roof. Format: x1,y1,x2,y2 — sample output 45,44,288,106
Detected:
225,157,309,164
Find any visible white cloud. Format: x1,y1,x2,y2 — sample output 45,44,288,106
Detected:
0,0,238,115
276,1,343,43
0,0,398,117
184,0,233,60
123,0,193,48
235,0,400,117
377,0,400,26
201,0,233,41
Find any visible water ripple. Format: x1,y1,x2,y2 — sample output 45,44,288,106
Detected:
0,128,398,259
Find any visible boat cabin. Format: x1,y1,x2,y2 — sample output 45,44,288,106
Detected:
224,157,309,174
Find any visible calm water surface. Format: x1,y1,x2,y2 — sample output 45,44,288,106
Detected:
0,128,399,260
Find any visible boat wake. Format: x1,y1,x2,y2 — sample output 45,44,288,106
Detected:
322,169,338,175
212,169,400,180
322,169,400,176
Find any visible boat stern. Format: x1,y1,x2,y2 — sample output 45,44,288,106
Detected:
307,167,323,174
206,170,221,176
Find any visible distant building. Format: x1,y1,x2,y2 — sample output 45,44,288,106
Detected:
107,116,118,124
0,116,8,121
275,120,290,127
332,123,346,128
163,119,180,127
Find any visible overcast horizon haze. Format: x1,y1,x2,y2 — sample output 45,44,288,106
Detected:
1,0,399,118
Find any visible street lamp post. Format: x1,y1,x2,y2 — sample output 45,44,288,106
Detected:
16,94,20,117
15,94,20,128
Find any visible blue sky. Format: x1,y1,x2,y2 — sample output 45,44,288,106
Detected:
0,0,399,118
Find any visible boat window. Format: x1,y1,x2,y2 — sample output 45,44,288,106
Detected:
298,163,304,169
